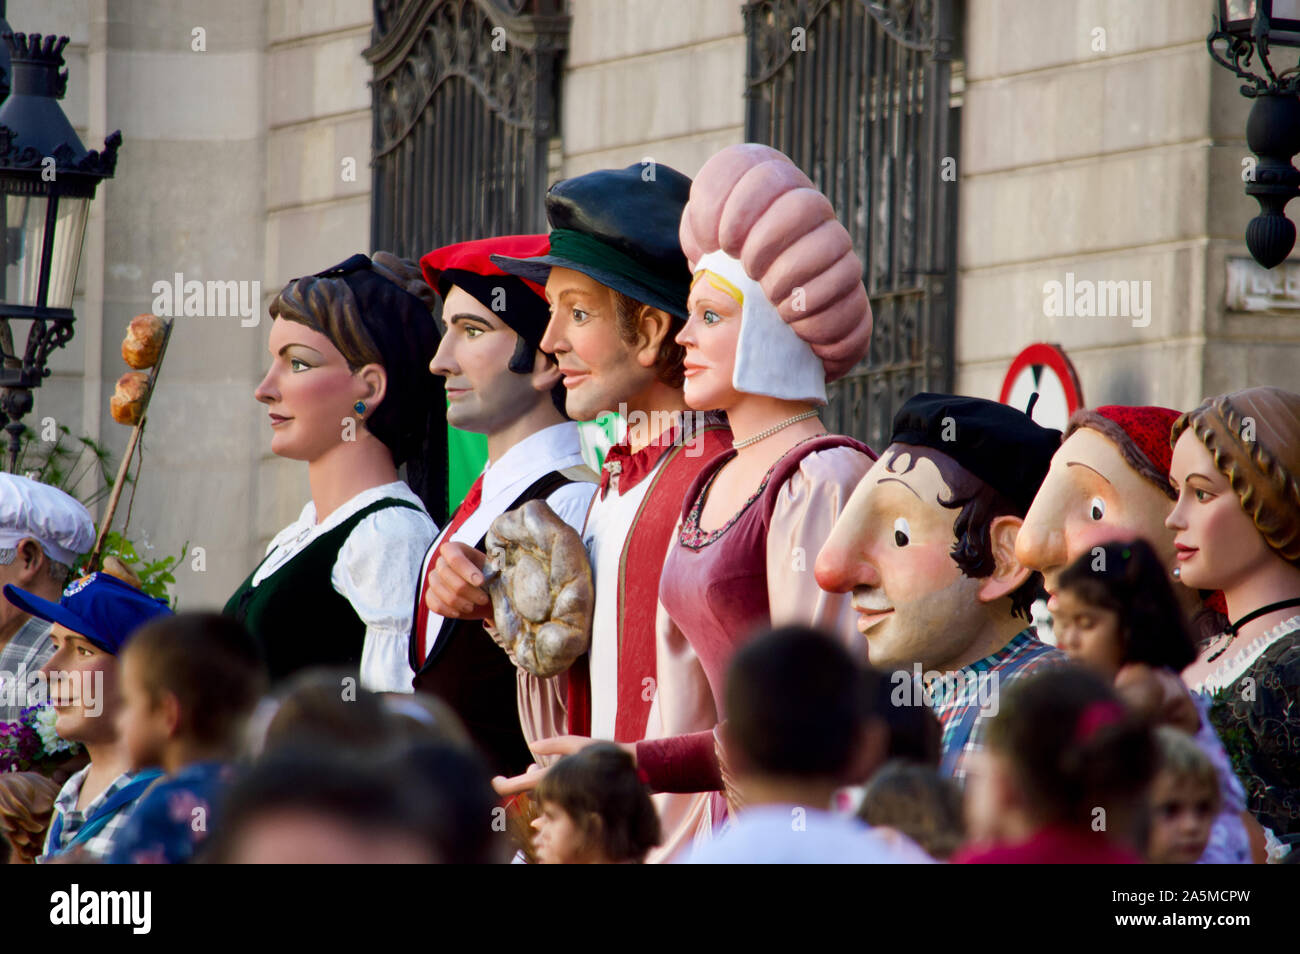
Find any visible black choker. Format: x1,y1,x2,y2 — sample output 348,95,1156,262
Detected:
1206,597,1300,663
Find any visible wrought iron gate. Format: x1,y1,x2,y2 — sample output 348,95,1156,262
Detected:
744,0,961,452
365,0,568,260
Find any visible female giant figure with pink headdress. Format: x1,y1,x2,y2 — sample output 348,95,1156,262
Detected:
633,144,876,810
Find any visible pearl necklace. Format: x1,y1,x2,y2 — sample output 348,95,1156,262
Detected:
731,409,820,450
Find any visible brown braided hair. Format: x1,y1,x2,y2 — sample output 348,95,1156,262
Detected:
1171,388,1300,567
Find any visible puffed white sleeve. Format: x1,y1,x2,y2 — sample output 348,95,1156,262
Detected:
544,480,598,535
765,446,873,642
333,505,438,693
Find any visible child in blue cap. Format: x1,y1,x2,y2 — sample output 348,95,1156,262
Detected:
3,572,172,863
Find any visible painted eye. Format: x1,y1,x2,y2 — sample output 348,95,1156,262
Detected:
1089,496,1106,521
893,517,911,547
571,308,589,324
289,358,310,372
702,309,721,326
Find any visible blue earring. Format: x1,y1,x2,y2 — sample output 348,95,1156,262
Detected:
353,401,366,415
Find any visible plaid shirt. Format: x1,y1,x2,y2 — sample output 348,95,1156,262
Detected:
39,766,162,864
0,616,54,724
925,627,1067,782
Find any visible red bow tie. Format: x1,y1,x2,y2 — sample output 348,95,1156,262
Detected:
598,426,681,499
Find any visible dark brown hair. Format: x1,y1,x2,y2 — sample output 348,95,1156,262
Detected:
535,743,661,863
986,667,1155,831
1058,538,1197,670
612,289,686,389
887,445,1045,620
125,613,267,750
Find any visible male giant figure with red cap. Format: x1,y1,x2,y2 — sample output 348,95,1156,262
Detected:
407,235,597,777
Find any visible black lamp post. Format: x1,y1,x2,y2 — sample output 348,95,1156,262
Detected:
1208,0,1300,269
0,19,120,472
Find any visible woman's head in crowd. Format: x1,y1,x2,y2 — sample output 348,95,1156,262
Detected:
532,743,660,864
1147,726,1219,864
964,667,1155,849
1053,538,1197,678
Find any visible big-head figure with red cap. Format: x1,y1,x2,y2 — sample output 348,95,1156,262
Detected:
409,235,599,777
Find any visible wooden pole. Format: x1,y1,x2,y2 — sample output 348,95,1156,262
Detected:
87,318,175,570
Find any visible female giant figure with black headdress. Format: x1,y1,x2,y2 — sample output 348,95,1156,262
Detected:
225,252,443,691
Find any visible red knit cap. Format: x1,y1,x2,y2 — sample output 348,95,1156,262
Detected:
1090,405,1180,481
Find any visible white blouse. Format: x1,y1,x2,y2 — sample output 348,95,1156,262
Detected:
253,480,438,693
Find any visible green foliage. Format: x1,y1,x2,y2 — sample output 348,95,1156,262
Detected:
91,532,189,608
13,422,122,508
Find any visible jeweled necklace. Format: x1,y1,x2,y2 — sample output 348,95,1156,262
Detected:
1205,596,1300,663
731,409,820,450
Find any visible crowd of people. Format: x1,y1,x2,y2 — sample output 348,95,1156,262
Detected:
0,142,1296,864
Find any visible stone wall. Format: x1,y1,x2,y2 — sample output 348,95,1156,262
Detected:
955,0,1298,410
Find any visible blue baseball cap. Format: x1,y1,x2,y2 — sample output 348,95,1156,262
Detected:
3,571,173,655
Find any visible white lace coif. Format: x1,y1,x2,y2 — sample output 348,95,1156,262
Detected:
694,250,827,406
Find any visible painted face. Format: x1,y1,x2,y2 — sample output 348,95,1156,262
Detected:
1051,587,1124,678
0,541,44,638
531,800,595,864
226,812,438,863
1146,771,1215,864
116,649,169,771
814,445,986,671
38,623,119,745
1165,430,1276,593
254,318,370,461
1017,427,1179,610
430,285,550,435
962,748,1017,845
540,267,655,422
676,272,742,412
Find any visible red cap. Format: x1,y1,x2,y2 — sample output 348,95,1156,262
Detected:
420,235,552,349
420,234,550,301
1091,405,1180,480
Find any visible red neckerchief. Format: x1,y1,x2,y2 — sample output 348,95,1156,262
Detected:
598,425,681,499
414,474,484,666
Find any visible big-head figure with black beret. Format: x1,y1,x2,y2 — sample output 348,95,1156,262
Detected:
815,393,1069,780
407,234,598,776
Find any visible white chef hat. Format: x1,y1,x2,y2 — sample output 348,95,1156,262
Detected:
693,249,828,406
0,474,95,567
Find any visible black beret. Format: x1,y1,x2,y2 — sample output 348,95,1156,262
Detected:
889,392,1062,515
491,162,693,319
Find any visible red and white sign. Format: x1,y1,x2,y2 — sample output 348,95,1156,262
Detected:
999,343,1084,432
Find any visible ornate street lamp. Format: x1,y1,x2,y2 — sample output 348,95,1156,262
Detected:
0,25,120,471
1208,1,1300,269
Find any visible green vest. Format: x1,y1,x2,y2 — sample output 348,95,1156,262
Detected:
224,498,423,683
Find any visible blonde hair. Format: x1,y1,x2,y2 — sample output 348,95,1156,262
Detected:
1152,727,1220,813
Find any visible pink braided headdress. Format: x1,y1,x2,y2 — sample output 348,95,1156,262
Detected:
679,143,873,381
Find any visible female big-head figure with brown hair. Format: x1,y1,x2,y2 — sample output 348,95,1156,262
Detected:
224,252,443,693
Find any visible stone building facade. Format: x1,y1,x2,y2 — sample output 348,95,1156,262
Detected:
12,0,1298,609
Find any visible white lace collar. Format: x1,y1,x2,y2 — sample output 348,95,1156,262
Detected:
1190,614,1300,695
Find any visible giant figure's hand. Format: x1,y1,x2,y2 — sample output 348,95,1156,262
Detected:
490,736,636,796
424,541,492,620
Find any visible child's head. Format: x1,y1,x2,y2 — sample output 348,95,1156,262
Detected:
724,625,870,787
859,760,965,860
1147,726,1219,864
5,572,173,746
251,668,394,757
532,743,660,864
1054,539,1196,678
117,613,266,770
965,666,1155,847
